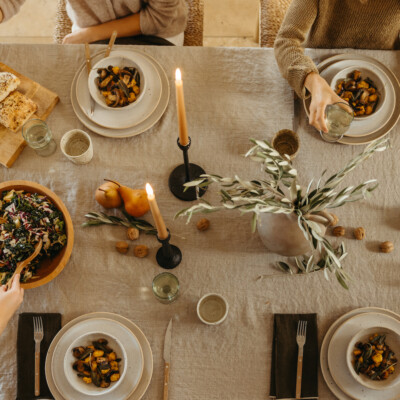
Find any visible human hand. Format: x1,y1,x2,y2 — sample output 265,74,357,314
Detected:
62,27,95,44
0,274,24,335
304,72,346,133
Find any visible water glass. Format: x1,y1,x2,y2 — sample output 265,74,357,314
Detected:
22,119,57,156
320,102,354,143
152,272,180,304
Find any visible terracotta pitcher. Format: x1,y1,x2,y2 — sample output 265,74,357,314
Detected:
257,211,333,257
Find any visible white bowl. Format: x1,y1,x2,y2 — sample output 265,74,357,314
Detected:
64,331,127,396
197,293,229,326
330,66,386,119
347,326,400,390
88,55,146,111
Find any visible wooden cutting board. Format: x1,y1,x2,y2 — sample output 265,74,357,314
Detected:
0,63,59,168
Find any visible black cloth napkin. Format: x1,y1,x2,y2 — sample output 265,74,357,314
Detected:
270,314,318,399
17,313,61,400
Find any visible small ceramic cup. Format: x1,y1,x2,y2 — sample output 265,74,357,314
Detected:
197,293,229,326
60,129,93,164
271,129,300,160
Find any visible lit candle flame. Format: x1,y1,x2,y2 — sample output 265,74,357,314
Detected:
145,183,154,198
175,68,182,81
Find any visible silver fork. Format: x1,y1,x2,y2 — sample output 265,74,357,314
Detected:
296,320,307,399
33,317,44,397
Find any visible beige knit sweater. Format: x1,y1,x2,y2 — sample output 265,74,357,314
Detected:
274,0,400,98
0,0,187,38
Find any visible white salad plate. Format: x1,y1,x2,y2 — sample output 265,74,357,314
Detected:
71,49,170,138
46,313,153,400
77,50,162,129
327,312,400,400
320,307,400,400
304,54,400,145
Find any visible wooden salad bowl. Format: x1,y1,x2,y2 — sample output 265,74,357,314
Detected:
0,180,74,289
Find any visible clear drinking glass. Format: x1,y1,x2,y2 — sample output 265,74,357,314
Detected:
320,102,354,143
22,119,57,156
152,272,180,304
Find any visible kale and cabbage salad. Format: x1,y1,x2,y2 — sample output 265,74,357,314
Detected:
0,189,67,284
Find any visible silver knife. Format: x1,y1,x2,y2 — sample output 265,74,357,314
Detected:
163,318,173,400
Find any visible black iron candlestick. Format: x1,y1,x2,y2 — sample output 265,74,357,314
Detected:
156,230,182,270
168,137,207,201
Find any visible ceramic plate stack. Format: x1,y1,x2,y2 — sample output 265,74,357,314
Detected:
304,54,400,145
71,49,170,138
45,312,153,400
320,307,400,399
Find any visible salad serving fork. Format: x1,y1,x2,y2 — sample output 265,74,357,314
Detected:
33,316,44,397
296,320,307,399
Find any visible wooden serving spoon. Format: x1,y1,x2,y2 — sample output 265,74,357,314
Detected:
6,239,43,290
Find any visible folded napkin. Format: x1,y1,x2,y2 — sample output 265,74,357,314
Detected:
270,314,318,399
17,313,61,400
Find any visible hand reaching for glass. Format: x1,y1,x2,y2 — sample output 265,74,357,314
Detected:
0,274,24,336
304,72,347,133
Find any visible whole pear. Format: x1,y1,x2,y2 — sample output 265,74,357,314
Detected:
95,181,122,209
105,180,150,217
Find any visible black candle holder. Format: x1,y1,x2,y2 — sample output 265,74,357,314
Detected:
156,230,182,270
168,137,207,201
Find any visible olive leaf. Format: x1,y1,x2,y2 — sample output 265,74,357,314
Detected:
82,211,157,235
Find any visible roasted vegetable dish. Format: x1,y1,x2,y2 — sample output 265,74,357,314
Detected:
95,65,140,108
353,333,397,380
0,190,67,284
334,70,379,117
72,339,122,388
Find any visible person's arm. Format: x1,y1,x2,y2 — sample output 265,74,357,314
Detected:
63,0,186,44
274,0,343,132
0,274,24,335
63,13,141,44
0,0,25,22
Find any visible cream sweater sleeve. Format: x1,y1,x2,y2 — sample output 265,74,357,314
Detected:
0,0,25,22
274,0,319,98
139,0,187,37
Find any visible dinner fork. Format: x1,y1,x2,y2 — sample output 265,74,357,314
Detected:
33,316,44,397
296,320,307,399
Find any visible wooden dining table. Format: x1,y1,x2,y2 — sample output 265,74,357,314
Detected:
0,43,399,399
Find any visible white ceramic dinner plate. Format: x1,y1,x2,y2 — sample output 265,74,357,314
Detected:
77,51,162,129
45,313,153,400
327,312,400,399
320,307,400,400
51,318,143,399
313,60,395,137
71,49,170,138
304,54,400,145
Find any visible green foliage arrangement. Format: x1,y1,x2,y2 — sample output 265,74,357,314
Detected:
177,138,388,288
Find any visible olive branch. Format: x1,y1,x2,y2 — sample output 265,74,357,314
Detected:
176,137,388,289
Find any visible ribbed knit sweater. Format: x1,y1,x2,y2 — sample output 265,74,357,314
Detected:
274,0,400,98
0,0,187,38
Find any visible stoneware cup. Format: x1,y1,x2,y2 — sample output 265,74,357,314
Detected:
61,129,93,164
197,293,229,326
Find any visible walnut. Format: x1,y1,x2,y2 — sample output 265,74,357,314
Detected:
379,241,394,253
353,227,365,240
116,241,129,254
126,227,140,241
134,245,149,258
329,213,339,226
196,218,210,231
332,226,345,237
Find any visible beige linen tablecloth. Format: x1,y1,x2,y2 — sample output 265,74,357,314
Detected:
0,44,399,399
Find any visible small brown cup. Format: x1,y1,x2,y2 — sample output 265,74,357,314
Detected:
271,129,300,160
